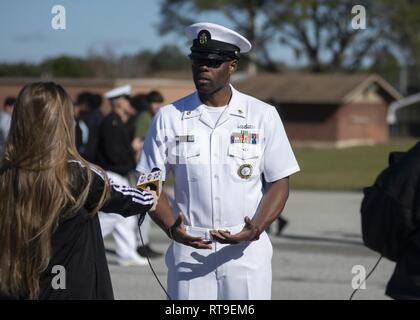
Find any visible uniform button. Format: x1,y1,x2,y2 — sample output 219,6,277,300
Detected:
214,196,220,201
214,174,219,179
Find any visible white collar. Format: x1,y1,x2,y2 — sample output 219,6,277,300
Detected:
182,84,248,123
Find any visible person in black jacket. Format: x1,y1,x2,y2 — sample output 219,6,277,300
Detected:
0,82,157,300
95,85,148,266
95,86,137,176
74,92,103,162
361,142,420,300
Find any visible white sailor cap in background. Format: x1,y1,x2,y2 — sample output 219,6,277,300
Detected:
185,22,252,55
104,84,132,99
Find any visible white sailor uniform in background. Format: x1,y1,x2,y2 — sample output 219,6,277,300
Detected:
97,85,146,266
138,85,300,299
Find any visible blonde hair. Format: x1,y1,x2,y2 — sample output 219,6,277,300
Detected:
0,82,110,299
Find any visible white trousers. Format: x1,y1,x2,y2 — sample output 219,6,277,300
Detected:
165,224,273,300
98,171,138,261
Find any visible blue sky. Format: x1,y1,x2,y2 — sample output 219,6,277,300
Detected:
0,0,298,64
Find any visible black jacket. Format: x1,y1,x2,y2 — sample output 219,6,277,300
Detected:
79,110,103,163
361,142,420,299
1,161,154,300
95,112,136,176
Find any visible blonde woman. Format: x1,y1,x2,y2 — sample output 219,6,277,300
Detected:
0,82,157,300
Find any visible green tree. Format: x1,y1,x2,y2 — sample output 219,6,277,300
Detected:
0,63,41,77
41,56,91,78
369,46,401,90
159,0,420,73
263,0,388,72
148,45,190,72
159,0,274,74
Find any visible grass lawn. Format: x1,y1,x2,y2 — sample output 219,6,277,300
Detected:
290,138,418,191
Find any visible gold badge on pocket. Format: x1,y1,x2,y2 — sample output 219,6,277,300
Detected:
238,164,253,179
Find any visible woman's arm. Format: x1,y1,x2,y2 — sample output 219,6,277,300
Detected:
85,166,156,217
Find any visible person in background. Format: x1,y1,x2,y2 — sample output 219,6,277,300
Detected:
0,82,157,300
361,144,420,300
74,92,103,162
3,96,16,115
130,93,150,161
131,91,165,259
0,97,14,155
73,97,84,155
95,85,148,266
147,90,165,116
133,91,164,151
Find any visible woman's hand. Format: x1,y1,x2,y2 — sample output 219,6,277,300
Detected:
146,188,159,212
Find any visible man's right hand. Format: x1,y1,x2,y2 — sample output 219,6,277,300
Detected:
169,213,212,249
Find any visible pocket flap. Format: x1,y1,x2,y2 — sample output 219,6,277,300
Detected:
172,143,201,158
228,144,260,160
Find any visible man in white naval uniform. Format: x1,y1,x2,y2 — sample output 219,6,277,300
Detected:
138,22,300,299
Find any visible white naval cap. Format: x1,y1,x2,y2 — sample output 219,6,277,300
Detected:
104,84,132,99
185,22,252,55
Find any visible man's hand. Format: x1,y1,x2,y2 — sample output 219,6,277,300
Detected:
210,216,260,244
169,213,212,249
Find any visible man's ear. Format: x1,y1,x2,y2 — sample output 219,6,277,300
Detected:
229,60,238,74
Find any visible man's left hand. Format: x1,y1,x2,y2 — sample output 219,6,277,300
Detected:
210,216,260,244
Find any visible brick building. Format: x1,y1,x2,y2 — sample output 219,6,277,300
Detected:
0,73,401,147
0,77,195,115
234,73,402,147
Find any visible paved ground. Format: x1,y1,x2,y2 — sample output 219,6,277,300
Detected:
105,189,395,300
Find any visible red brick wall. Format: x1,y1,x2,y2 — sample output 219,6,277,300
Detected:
336,102,388,143
279,104,340,142
278,101,388,145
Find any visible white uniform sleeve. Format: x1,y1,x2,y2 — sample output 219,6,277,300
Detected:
263,107,300,182
136,110,169,182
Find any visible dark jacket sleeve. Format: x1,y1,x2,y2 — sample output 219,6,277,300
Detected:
85,165,154,217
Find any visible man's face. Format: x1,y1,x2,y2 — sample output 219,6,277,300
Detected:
149,102,162,116
191,57,237,95
4,104,14,114
74,105,81,119
115,96,136,117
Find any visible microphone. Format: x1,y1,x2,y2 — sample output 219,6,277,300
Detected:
136,167,162,196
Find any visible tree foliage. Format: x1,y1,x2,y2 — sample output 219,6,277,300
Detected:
158,0,420,73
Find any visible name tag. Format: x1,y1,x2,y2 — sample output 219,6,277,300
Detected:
176,135,195,143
